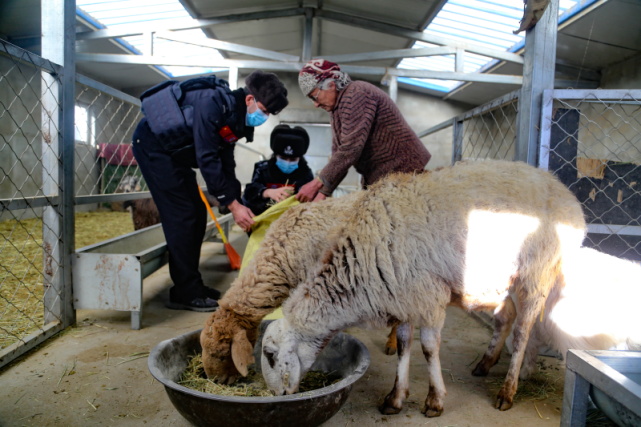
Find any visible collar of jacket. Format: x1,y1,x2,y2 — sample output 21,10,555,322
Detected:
231,88,254,143
331,81,352,113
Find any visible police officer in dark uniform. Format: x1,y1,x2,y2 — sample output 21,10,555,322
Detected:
132,71,288,312
242,125,314,215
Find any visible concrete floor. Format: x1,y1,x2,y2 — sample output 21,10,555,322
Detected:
0,230,567,427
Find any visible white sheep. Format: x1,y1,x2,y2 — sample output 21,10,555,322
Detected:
261,160,586,417
519,247,641,379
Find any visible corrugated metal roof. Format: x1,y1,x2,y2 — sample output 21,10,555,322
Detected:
76,0,224,77
398,0,579,92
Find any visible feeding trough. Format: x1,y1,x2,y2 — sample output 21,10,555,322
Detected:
148,321,370,427
561,350,641,426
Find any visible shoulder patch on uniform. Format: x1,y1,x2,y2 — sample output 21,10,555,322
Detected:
219,125,238,143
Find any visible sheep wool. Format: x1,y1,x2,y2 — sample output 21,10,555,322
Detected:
265,159,586,415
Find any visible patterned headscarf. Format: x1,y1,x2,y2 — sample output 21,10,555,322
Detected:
298,59,352,97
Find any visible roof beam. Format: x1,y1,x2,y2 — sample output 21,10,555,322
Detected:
155,31,299,62
302,9,313,62
76,8,306,41
75,53,305,71
314,9,525,65
390,69,523,84
316,46,456,63
75,53,527,84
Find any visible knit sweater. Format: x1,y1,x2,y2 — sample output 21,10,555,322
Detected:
319,81,431,194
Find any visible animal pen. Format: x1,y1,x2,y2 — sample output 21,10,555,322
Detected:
1,2,641,426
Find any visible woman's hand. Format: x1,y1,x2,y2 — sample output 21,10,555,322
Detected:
228,200,255,232
313,193,327,202
296,179,323,203
263,186,294,203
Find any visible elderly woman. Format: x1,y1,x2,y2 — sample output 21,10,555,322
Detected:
296,59,431,202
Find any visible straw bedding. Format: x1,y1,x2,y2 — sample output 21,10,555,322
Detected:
0,211,133,350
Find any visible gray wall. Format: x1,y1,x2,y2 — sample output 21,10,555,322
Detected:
601,54,641,90
563,55,641,165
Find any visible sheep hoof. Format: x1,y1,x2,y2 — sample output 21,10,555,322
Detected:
380,404,402,415
421,407,443,418
495,391,514,411
471,361,489,377
385,346,397,356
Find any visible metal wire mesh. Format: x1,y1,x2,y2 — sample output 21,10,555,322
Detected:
0,40,65,352
455,91,520,162
73,83,146,201
541,90,641,261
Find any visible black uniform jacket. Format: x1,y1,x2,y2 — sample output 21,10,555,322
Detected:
242,157,314,215
134,87,253,206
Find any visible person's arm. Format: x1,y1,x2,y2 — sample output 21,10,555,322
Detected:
319,88,376,193
242,163,269,214
192,97,254,230
192,97,240,206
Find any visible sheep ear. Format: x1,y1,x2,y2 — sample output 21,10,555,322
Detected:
231,329,255,377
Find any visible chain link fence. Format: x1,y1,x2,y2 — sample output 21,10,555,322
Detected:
0,40,68,363
73,77,148,210
418,90,520,165
540,89,641,261
454,90,520,163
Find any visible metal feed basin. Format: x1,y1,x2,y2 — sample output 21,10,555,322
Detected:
148,320,370,427
561,350,641,427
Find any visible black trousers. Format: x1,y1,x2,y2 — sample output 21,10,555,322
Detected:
132,121,207,303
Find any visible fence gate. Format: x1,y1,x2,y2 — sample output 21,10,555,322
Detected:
0,40,73,368
539,89,641,261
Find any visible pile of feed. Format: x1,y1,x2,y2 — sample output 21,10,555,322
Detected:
179,354,341,396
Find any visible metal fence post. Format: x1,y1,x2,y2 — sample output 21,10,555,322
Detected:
388,75,398,103
515,0,559,166
228,66,238,90
451,118,463,164
302,8,313,63
41,0,76,328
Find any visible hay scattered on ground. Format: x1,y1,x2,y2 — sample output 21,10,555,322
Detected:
485,361,564,402
179,353,341,397
0,211,133,350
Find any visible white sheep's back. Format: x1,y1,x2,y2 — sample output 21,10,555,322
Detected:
284,160,586,332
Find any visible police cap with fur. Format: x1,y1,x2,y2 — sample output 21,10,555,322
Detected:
270,124,310,157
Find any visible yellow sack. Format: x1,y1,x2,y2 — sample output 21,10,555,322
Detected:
239,196,301,320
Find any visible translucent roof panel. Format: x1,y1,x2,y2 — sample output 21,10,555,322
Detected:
398,0,579,93
76,0,225,77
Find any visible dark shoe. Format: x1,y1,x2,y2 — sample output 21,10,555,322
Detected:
203,287,221,300
166,297,219,312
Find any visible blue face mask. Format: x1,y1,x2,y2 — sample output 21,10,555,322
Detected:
276,157,299,174
245,99,269,127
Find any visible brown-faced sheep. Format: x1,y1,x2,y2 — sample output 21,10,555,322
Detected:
118,175,218,230
261,160,586,417
199,195,359,383
519,247,641,379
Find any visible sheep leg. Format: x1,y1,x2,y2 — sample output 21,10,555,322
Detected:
380,322,413,415
420,317,446,418
519,326,541,380
472,296,517,377
385,324,398,355
495,296,542,411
